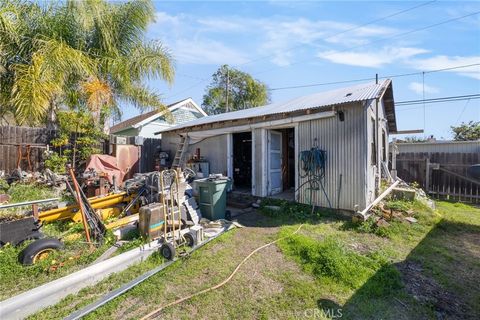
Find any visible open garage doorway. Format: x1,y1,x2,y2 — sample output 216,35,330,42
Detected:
267,127,295,200
232,132,252,192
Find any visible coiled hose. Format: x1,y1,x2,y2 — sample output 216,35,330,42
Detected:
297,147,332,208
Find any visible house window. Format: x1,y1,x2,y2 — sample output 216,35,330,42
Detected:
371,117,377,165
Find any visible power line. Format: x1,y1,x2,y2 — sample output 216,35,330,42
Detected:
396,94,480,105
166,79,207,100
253,10,480,76
166,9,479,100
235,0,437,68
455,99,471,124
268,63,480,91
166,1,440,100
395,94,480,111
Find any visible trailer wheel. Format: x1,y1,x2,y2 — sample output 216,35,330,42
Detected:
184,232,197,247
18,238,64,265
160,243,175,260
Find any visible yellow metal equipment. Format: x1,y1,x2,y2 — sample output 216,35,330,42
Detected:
105,214,139,229
38,192,137,224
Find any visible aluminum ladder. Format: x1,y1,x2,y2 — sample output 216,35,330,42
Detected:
171,135,189,169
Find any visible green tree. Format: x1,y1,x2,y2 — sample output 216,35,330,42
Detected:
451,121,480,141
45,110,106,173
202,65,270,115
0,0,174,127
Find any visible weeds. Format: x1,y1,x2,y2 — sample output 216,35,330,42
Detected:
6,183,57,203
278,231,401,295
259,197,339,223
0,182,60,220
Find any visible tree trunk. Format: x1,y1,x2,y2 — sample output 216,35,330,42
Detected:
46,101,57,130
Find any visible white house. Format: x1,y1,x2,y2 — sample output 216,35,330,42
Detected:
110,98,207,138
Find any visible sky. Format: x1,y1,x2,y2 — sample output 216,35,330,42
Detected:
123,0,480,140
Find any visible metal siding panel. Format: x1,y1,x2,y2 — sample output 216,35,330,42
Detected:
397,141,480,154
298,103,367,210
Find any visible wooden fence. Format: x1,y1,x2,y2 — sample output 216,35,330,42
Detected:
0,126,162,175
395,152,480,203
0,126,57,173
139,138,161,173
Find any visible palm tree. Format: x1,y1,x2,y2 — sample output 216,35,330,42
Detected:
0,0,174,128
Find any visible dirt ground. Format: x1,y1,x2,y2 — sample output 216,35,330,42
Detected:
29,202,480,320
132,209,317,320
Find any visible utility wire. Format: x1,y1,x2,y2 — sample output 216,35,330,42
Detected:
166,10,479,100
268,63,480,91
253,10,480,76
395,95,480,112
235,0,437,68
455,99,471,124
396,94,480,105
165,1,439,100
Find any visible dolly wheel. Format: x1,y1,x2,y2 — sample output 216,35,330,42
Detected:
184,232,197,247
160,243,176,260
18,238,64,265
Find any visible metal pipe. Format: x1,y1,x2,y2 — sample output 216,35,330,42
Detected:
39,193,128,222
68,167,92,245
64,226,233,320
359,180,401,217
0,198,60,210
0,237,166,320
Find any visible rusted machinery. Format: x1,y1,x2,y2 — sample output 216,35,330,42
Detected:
1,168,200,265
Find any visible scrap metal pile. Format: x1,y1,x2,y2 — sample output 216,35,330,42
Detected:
0,164,208,264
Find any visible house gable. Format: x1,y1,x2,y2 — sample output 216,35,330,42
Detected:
110,98,206,135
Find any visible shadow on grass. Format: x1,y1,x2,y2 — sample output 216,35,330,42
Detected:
341,220,480,320
235,198,348,229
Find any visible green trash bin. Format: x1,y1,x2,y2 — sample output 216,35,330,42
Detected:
195,177,231,220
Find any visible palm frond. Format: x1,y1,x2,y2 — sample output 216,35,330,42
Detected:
113,0,154,53
129,41,175,84
35,38,95,80
82,77,113,113
120,83,173,123
68,0,117,54
11,55,60,124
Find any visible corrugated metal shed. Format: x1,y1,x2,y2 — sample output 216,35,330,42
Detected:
298,102,368,210
159,79,394,133
396,140,480,154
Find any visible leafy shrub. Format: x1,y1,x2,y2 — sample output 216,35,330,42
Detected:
0,178,9,193
45,110,106,173
44,152,68,174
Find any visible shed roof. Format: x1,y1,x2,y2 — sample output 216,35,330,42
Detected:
158,79,396,134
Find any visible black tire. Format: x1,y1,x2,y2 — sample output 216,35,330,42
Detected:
17,231,44,245
184,232,197,247
18,238,64,265
160,243,175,260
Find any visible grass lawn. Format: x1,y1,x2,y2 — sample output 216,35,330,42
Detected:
24,198,479,320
